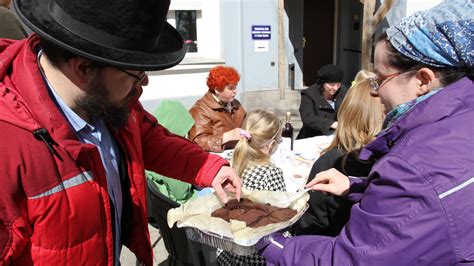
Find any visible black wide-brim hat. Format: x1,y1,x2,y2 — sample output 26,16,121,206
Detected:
13,0,186,71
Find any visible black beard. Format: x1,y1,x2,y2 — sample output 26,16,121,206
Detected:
75,74,131,128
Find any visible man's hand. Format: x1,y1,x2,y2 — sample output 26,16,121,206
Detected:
211,166,242,204
305,168,350,196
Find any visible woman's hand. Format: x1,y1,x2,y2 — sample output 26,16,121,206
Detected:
222,128,243,144
211,166,242,204
330,121,338,129
305,168,350,196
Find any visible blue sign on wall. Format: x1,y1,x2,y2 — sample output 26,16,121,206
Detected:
251,25,271,40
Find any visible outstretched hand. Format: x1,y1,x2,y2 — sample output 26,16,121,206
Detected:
305,168,350,196
211,166,242,204
222,128,244,144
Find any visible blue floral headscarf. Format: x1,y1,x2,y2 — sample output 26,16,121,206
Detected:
386,0,473,68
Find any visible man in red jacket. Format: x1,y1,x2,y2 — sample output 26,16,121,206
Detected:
0,0,241,265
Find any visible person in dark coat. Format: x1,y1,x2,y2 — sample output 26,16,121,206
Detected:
297,64,348,139
259,1,473,263
292,70,385,236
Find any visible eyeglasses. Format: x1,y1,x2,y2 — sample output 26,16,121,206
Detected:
118,68,146,84
369,72,401,91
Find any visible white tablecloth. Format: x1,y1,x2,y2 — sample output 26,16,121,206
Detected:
212,135,334,192
272,135,334,192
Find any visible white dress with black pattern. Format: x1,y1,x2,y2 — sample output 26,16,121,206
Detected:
216,164,286,265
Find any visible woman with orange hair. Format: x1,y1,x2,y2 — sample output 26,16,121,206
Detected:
188,65,247,152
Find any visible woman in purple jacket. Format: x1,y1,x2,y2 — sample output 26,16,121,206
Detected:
258,0,474,264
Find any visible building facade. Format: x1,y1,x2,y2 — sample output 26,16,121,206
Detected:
140,0,442,118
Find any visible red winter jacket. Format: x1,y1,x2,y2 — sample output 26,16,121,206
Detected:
0,35,228,265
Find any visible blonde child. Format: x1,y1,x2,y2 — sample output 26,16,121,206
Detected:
217,109,286,265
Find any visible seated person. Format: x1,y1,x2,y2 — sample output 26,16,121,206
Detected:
217,109,285,265
258,1,473,264
297,64,348,139
293,70,385,236
188,65,247,152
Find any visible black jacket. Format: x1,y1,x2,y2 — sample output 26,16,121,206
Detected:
292,148,374,237
297,84,348,139
308,148,373,178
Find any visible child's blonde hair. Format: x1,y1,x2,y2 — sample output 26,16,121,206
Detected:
231,110,282,176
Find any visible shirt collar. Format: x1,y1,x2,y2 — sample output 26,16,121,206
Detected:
211,92,233,112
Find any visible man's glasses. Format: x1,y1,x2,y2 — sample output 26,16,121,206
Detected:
118,68,146,84
369,72,401,91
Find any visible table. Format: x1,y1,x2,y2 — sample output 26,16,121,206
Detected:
273,135,334,192
212,135,334,192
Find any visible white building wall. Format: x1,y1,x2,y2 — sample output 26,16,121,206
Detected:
140,0,444,114
384,0,443,26
140,0,224,113
198,0,222,60
406,0,442,16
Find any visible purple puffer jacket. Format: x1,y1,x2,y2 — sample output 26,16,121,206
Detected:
260,78,474,265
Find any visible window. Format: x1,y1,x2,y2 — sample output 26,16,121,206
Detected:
167,6,222,61
175,10,198,53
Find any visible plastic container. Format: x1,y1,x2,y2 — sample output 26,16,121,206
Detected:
183,204,308,256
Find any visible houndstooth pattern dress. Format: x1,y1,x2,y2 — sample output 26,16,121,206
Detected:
217,164,286,265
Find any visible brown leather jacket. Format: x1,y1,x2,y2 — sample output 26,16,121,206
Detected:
188,91,246,152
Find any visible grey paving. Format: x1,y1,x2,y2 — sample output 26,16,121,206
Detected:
120,225,168,265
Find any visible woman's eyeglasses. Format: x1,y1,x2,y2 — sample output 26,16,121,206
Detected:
119,68,146,84
369,72,401,91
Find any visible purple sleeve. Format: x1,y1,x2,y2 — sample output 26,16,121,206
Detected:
345,176,369,202
259,156,449,265
260,234,335,265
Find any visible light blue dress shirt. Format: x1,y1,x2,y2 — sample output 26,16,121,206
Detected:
38,51,123,265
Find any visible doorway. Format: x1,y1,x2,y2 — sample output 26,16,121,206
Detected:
303,0,336,86
286,0,362,87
